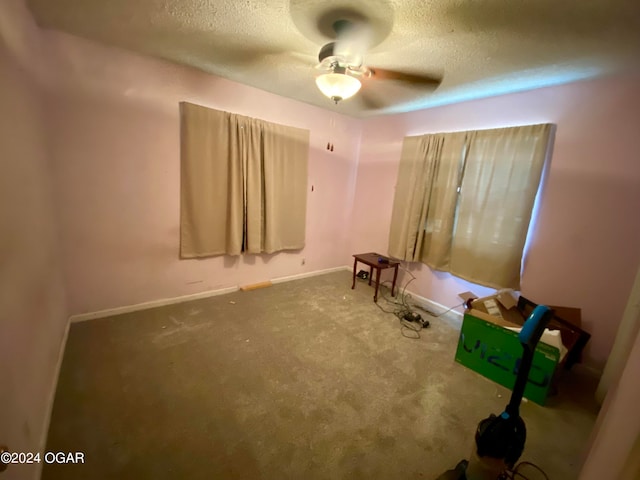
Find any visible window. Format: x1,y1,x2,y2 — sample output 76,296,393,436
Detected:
388,124,553,289
179,102,310,258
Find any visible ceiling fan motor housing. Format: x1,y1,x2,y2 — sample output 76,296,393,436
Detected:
318,42,337,63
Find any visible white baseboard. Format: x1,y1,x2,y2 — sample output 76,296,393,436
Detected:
271,265,350,284
69,266,353,323
68,267,460,328
70,285,240,323
573,362,603,380
318,264,464,328
402,290,465,328
40,316,70,472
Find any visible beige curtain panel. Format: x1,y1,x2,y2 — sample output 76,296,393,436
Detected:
420,131,468,270
235,115,263,254
180,102,309,258
450,124,552,289
388,134,444,261
389,123,553,289
180,102,244,257
260,122,309,253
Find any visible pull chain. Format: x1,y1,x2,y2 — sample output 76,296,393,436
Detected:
326,113,336,152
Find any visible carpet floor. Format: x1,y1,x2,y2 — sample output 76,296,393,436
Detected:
43,270,599,479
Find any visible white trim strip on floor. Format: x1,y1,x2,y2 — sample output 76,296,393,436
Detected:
270,266,351,284
69,265,352,323
69,286,240,323
41,317,71,470
402,290,464,328
68,265,462,329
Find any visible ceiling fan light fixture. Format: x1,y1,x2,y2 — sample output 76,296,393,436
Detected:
315,72,361,103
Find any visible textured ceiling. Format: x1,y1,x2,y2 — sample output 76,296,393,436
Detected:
27,0,640,117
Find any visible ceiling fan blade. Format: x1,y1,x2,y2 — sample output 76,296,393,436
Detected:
358,90,386,111
369,67,442,87
223,47,286,65
334,20,372,66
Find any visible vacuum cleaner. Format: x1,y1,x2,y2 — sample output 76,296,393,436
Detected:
437,305,554,480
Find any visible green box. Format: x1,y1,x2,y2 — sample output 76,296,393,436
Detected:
455,312,560,405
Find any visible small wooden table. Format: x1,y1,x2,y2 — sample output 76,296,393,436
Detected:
352,252,400,302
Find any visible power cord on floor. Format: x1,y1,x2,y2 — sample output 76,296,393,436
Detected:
374,283,464,341
413,301,466,318
396,262,469,317
371,261,471,339
372,265,549,479
373,273,431,339
499,461,550,480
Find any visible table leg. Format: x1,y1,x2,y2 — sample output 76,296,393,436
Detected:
374,267,381,302
391,264,399,297
368,265,373,286
352,258,358,289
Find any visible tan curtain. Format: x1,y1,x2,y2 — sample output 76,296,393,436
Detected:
261,122,309,253
420,131,468,269
388,134,444,261
180,102,244,257
180,102,309,257
449,124,552,289
235,116,263,254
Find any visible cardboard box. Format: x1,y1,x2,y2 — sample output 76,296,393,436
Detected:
454,294,561,405
517,296,588,370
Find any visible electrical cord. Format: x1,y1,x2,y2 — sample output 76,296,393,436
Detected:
371,260,466,339
377,277,464,319
375,265,549,480
374,273,437,339
373,277,424,339
499,461,550,480
395,262,466,318
413,301,466,318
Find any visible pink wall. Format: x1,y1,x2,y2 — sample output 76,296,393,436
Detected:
45,31,362,315
2,3,638,479
45,20,640,369
0,2,68,479
579,318,640,479
350,74,640,369
3,3,639,479
36,2,640,369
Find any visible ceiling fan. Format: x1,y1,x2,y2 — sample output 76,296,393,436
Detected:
313,19,442,106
